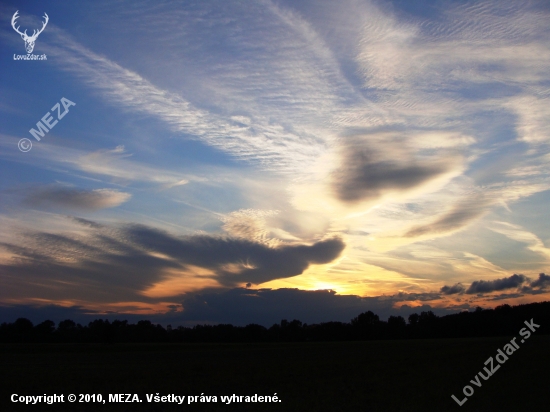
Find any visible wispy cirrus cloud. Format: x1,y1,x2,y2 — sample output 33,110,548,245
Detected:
38,5,352,175
23,186,130,211
27,0,550,209
488,221,550,261
75,145,190,187
405,192,491,238
0,139,192,189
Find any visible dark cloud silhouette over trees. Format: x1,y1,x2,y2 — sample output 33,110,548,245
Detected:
0,288,456,327
2,301,548,343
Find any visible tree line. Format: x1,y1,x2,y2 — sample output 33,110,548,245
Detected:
1,301,548,343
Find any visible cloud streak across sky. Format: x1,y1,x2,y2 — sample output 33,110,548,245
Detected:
1,0,549,324
23,186,131,211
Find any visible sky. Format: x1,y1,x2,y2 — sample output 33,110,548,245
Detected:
1,0,549,326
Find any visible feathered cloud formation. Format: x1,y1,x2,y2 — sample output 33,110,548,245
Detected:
405,194,491,238
124,224,345,286
0,218,344,307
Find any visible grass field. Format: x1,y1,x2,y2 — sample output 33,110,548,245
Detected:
1,335,548,411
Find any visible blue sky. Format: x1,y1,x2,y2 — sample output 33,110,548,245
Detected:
1,0,549,326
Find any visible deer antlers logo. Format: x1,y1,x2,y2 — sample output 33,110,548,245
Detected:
11,10,49,54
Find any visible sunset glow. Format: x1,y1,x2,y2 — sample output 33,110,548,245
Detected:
1,0,549,325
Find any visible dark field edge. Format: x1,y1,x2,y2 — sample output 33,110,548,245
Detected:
1,335,549,412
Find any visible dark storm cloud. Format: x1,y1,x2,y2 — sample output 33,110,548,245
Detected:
124,224,345,286
0,221,345,304
440,283,466,295
23,186,130,211
442,273,550,297
405,196,489,237
520,273,550,295
530,273,550,288
331,139,450,203
465,274,529,294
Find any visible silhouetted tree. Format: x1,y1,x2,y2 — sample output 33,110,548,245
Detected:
417,311,438,338
88,319,115,344
408,313,419,326
387,315,406,339
351,311,382,339
1,301,549,343
280,319,304,341
57,319,81,342
35,320,55,342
